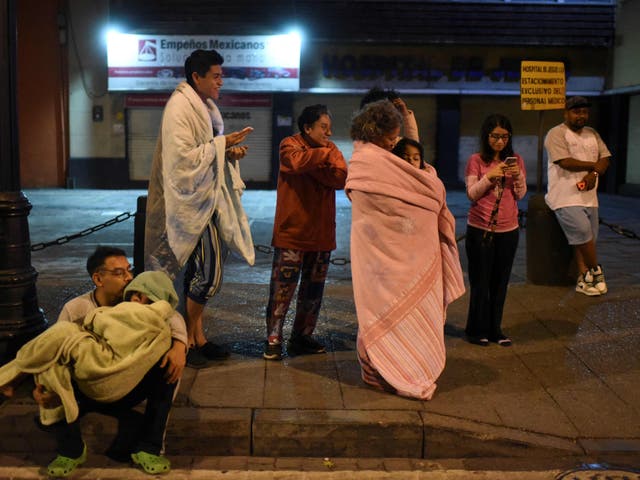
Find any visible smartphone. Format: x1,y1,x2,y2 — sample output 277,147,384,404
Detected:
505,156,517,165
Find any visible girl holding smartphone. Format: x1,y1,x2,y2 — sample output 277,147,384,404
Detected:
464,114,527,347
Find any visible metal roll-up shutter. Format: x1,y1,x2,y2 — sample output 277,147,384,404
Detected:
126,94,273,183
128,107,163,181
294,93,436,166
219,94,273,183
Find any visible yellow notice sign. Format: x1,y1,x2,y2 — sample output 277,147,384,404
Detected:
520,61,566,111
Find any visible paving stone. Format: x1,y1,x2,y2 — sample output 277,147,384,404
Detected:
547,380,640,438
190,360,266,408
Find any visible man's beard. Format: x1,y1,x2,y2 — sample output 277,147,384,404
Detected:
568,120,585,131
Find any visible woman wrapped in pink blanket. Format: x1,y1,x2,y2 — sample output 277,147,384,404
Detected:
345,100,465,400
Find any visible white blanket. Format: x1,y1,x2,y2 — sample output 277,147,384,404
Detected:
145,81,254,275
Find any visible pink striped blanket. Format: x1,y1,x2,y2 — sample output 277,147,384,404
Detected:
345,141,465,400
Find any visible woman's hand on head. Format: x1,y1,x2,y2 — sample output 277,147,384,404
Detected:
392,98,409,116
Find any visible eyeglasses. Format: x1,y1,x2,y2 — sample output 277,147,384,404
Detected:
98,266,133,278
489,133,511,141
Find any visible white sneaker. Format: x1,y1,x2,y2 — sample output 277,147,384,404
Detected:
576,271,601,296
590,265,608,294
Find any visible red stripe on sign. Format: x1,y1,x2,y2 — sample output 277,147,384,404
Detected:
125,93,272,108
125,94,171,108
109,67,184,78
217,94,272,108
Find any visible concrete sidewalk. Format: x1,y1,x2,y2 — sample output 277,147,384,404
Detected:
1,189,639,466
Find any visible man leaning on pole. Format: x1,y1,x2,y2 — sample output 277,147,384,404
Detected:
544,96,611,296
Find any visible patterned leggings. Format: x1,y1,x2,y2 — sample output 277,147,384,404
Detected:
265,248,331,342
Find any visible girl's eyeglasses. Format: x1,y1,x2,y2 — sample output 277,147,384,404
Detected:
489,133,511,141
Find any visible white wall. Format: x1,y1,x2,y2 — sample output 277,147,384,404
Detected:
612,0,640,188
68,0,125,159
627,95,640,184
612,0,640,90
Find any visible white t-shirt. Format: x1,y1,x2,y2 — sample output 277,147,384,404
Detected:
58,290,188,346
544,123,610,210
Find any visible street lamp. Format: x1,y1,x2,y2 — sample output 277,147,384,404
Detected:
0,0,47,363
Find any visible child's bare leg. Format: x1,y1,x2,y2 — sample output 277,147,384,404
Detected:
1,373,28,398
0,384,14,397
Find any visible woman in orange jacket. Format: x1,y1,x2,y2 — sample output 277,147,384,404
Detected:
263,104,348,361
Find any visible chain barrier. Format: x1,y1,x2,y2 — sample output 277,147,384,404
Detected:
30,212,136,251
254,244,273,255
28,210,354,264
600,219,640,240
516,208,640,240
29,208,638,257
253,243,350,265
440,209,640,244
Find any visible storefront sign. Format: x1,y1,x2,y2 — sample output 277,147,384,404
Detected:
322,54,520,83
311,47,602,94
520,61,566,110
107,33,300,92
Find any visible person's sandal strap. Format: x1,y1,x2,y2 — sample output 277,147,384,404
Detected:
47,444,87,477
131,451,171,474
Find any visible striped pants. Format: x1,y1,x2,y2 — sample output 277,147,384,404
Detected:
184,217,227,305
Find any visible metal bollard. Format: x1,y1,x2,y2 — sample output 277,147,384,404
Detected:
526,194,573,285
133,195,147,275
0,192,47,362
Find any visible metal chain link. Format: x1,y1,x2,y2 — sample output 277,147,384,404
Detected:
28,210,354,263
446,209,640,244
254,244,273,255
517,208,639,240
30,212,136,251
600,219,640,240
253,243,350,265
29,208,638,256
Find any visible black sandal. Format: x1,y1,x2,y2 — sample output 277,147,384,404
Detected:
491,335,512,347
466,335,489,346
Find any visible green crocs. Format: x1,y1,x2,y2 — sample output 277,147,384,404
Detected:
131,451,171,475
47,443,87,477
